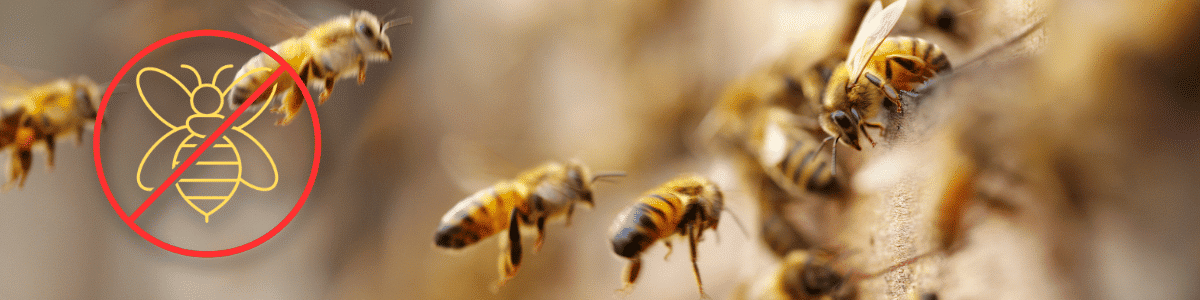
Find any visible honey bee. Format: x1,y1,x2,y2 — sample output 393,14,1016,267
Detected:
0,74,99,189
819,0,951,152
743,249,933,300
226,0,412,125
433,161,622,288
609,174,726,298
755,107,844,197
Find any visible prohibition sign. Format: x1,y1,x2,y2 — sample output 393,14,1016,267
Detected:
93,30,322,258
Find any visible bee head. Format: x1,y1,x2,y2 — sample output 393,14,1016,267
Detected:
353,12,393,61
565,163,593,207
821,110,862,151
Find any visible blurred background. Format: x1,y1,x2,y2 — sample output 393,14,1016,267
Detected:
0,0,1198,299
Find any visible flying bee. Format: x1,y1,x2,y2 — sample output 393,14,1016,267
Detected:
227,0,412,125
818,0,952,154
743,249,934,300
609,174,729,298
433,161,623,289
0,74,99,189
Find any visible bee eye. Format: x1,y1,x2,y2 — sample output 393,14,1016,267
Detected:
357,22,374,38
831,111,854,129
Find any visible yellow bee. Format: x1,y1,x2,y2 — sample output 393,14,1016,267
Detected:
0,74,99,189
226,0,411,125
609,174,725,298
433,161,622,288
819,0,951,152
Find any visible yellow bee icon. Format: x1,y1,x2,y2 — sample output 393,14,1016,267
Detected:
136,64,279,223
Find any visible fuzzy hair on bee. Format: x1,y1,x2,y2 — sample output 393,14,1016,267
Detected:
609,174,727,299
433,160,622,289
0,75,99,190
227,0,412,125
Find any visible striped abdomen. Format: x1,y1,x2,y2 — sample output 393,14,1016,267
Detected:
434,181,530,249
758,108,839,196
610,191,686,258
862,36,952,93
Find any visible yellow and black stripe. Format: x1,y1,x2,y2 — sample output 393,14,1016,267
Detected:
434,181,530,249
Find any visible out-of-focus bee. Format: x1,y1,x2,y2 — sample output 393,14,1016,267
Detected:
818,0,952,153
755,107,843,197
741,249,932,300
433,161,622,288
609,174,726,298
0,73,99,189
227,0,412,125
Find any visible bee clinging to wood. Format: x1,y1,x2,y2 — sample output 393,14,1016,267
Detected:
609,174,730,298
0,72,99,190
227,0,412,125
819,0,951,153
433,161,623,289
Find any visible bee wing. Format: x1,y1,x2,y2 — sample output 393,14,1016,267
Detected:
845,0,907,87
438,135,522,193
136,127,191,192
240,0,314,44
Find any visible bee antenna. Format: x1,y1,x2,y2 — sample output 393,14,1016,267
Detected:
857,250,939,280
591,171,627,183
384,16,414,30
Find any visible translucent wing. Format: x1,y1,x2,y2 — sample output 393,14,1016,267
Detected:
240,0,313,44
438,135,521,193
845,0,908,87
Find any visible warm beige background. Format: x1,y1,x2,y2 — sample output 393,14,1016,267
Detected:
1,0,1198,299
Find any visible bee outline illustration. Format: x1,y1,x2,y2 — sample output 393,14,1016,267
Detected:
136,64,279,223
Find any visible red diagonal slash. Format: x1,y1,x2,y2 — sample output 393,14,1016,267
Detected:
125,68,285,222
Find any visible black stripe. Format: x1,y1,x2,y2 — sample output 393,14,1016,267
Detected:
636,202,667,220
923,41,934,61
865,73,883,87
651,194,677,210
794,149,818,183
778,139,802,170
637,212,659,233
885,58,893,78
930,54,949,70
460,214,475,226
910,38,917,55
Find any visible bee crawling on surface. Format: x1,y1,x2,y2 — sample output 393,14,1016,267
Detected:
610,174,741,299
818,0,951,155
227,0,412,125
0,73,99,190
433,160,623,289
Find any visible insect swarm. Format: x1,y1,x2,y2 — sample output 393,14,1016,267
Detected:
227,0,412,125
609,174,727,298
433,160,622,289
0,72,99,190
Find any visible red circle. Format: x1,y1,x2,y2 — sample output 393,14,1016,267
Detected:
92,30,322,258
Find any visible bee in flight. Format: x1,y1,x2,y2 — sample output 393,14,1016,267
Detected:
434,160,623,289
0,70,99,190
609,174,730,298
818,0,951,154
227,0,412,125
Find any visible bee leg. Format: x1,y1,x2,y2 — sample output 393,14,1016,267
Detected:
357,58,368,85
495,210,523,289
44,134,54,170
863,121,887,145
16,146,31,188
688,224,709,299
534,216,546,252
662,240,673,260
618,257,641,295
319,77,335,105
276,89,305,126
